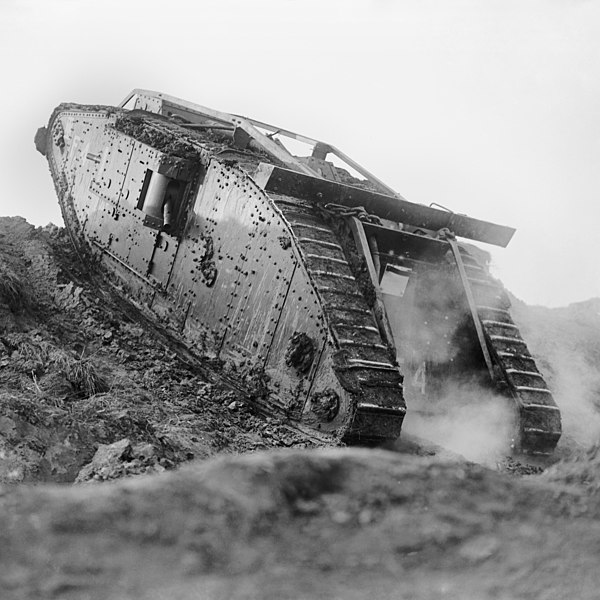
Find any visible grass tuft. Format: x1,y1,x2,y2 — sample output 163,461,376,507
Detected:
52,350,109,397
0,261,28,312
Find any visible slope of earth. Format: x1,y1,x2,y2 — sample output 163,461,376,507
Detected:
3,446,600,600
0,217,315,484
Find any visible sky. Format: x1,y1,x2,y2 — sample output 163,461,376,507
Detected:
0,0,598,307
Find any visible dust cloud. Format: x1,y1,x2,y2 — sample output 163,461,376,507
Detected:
401,382,517,465
543,348,600,448
393,258,516,465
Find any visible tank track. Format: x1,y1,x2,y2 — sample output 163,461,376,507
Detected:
270,193,405,442
461,253,561,454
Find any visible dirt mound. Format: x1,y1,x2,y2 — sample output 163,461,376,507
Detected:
2,447,600,600
541,443,600,513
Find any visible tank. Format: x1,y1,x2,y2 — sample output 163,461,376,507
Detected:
36,89,561,453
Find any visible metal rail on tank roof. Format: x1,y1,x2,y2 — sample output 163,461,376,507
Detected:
119,89,399,196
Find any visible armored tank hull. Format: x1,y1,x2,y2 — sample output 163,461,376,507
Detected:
37,90,561,452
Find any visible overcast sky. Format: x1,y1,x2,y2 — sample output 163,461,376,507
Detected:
1,0,598,307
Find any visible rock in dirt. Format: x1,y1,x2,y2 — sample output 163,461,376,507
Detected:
76,438,133,482
76,438,169,482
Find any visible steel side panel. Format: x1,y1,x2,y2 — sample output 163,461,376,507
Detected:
50,112,108,228
148,232,178,287
162,221,211,342
89,129,132,205
219,212,297,365
81,192,103,243
53,115,156,280
263,262,330,415
117,141,158,210
48,110,156,299
171,162,251,354
85,197,115,248
108,141,164,276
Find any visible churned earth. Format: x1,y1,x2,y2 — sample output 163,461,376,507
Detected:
0,217,316,485
1,215,600,599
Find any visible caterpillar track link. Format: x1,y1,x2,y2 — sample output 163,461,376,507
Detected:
36,89,561,452
469,276,561,454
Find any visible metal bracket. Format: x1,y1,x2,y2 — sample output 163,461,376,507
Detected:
446,236,496,382
347,217,396,350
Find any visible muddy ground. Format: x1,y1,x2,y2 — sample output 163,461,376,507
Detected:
0,217,317,486
1,216,600,599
